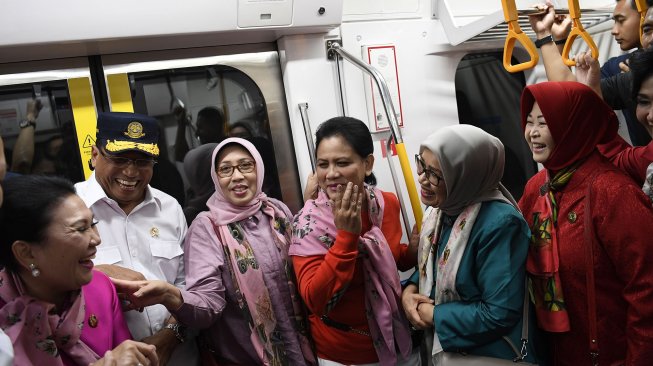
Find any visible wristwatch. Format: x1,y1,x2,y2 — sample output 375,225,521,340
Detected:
19,119,36,129
164,323,186,343
534,35,553,48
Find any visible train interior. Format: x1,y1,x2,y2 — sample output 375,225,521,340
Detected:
0,0,629,232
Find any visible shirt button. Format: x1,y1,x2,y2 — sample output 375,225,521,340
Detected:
130,249,136,257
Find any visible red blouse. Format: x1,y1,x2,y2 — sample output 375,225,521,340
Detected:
519,152,653,365
598,134,653,186
292,191,415,364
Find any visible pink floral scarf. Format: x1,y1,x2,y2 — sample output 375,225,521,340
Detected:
0,269,98,366
290,186,412,366
206,138,314,365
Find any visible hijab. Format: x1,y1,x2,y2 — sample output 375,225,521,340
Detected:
205,138,266,225
419,124,515,216
519,82,618,332
203,138,314,364
520,81,618,171
417,125,518,361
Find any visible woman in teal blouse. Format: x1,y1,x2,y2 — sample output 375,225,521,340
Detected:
401,125,541,364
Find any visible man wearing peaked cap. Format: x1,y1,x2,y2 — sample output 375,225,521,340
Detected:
75,112,198,365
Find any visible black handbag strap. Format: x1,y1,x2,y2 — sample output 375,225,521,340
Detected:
505,282,531,362
583,173,602,366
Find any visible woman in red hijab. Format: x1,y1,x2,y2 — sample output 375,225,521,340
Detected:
518,81,653,365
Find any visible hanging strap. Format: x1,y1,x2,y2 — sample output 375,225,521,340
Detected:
500,281,531,362
519,283,530,361
583,173,601,366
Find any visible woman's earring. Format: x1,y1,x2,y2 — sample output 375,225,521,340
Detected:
29,263,40,278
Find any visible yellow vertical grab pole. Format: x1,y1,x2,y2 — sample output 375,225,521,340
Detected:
68,77,97,180
395,142,423,230
106,73,135,112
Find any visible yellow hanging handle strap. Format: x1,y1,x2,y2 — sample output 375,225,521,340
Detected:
561,0,599,66
501,0,539,73
635,0,649,47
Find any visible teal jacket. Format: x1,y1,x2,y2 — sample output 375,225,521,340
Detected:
408,201,543,364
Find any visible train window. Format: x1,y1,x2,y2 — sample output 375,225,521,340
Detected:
454,52,537,200
0,81,85,182
122,64,283,208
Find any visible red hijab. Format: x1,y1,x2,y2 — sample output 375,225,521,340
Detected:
520,81,618,171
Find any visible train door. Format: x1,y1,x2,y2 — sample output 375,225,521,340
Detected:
454,52,537,200
0,58,95,183
100,45,303,212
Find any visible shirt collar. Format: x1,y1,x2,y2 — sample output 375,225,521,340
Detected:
83,172,162,212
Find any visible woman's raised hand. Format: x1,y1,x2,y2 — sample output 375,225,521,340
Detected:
303,172,319,202
111,278,183,312
331,182,363,235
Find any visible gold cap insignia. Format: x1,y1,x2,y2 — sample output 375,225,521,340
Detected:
105,140,160,156
124,122,146,139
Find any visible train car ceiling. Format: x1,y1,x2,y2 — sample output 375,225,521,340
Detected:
0,0,344,63
436,0,615,45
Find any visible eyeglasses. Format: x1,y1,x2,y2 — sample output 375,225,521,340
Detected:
99,149,157,169
217,160,256,178
415,154,443,187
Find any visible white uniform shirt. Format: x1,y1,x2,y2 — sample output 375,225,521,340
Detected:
0,329,12,366
75,173,197,365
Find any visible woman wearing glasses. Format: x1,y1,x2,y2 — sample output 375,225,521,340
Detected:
290,117,420,366
112,138,315,365
401,124,541,364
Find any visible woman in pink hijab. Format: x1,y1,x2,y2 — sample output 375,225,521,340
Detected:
113,138,315,366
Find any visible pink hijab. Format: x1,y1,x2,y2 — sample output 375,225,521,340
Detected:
206,138,267,225
204,138,314,365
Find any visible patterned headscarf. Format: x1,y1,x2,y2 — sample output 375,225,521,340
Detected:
417,125,517,360
519,82,618,332
0,270,99,366
205,138,314,364
290,186,412,366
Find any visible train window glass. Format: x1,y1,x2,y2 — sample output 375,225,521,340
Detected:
454,52,537,200
0,81,84,182
126,65,282,210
